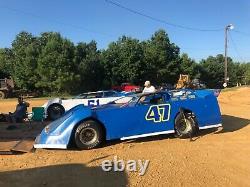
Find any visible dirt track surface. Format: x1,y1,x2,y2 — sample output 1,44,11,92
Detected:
0,87,250,187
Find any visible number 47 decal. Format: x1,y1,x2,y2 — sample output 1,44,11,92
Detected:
145,104,171,123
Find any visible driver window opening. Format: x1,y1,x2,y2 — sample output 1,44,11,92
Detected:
140,94,164,105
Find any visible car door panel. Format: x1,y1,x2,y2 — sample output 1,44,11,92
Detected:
97,97,176,140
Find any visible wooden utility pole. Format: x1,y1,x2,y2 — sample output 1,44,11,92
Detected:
224,27,228,86
224,24,234,88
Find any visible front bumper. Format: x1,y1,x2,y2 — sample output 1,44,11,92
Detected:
34,104,92,149
34,134,68,149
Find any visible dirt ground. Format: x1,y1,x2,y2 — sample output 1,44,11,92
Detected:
0,87,250,187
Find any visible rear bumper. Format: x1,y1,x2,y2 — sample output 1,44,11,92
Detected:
199,123,222,130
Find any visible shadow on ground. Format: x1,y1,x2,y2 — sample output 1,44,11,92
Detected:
0,163,128,187
0,121,47,139
219,114,250,133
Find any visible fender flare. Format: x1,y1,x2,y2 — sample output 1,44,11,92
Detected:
43,98,62,116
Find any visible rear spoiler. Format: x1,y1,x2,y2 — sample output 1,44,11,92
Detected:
213,89,221,97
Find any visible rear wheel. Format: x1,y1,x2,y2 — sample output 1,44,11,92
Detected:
175,112,197,138
47,104,65,120
74,120,104,150
0,91,6,99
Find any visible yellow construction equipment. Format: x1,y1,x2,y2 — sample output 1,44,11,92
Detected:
176,74,191,89
175,74,206,89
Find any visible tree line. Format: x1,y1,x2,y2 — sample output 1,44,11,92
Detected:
0,29,249,95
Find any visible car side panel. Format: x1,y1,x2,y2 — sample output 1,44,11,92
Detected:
193,94,222,127
95,102,179,140
170,93,222,128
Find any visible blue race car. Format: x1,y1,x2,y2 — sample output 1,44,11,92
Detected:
34,89,222,150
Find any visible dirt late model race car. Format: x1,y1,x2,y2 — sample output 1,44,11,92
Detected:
42,90,130,120
34,89,222,150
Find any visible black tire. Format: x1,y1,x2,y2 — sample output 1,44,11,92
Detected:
74,120,104,150
0,114,6,122
175,112,197,138
47,104,65,120
0,91,5,99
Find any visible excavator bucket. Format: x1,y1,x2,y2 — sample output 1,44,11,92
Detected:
176,74,190,89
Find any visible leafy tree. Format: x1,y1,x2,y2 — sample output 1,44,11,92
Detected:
240,63,250,84
199,54,225,88
179,53,200,78
0,48,14,78
142,29,180,85
1,29,249,95
11,31,39,90
199,54,248,88
102,36,145,86
36,32,78,94
74,41,104,92
227,62,245,86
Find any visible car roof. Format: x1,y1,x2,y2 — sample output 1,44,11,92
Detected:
136,91,170,97
81,90,117,95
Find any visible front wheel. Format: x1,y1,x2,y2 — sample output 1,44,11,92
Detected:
175,113,197,138
47,104,65,120
0,91,6,99
74,120,104,150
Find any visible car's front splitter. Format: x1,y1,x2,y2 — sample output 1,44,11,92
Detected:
34,134,68,149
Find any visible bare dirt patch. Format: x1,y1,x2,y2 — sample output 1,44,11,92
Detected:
0,88,250,187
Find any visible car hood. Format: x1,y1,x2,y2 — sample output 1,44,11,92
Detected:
91,103,124,111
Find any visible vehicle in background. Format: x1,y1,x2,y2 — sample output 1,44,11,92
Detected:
0,78,14,99
176,74,206,89
112,82,141,92
191,79,206,89
158,83,175,90
42,90,128,121
0,77,39,99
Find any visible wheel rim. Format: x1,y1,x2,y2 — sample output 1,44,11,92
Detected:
50,106,63,119
178,119,192,134
0,92,4,99
79,128,97,145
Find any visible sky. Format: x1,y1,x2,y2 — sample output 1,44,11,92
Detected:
0,0,250,62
